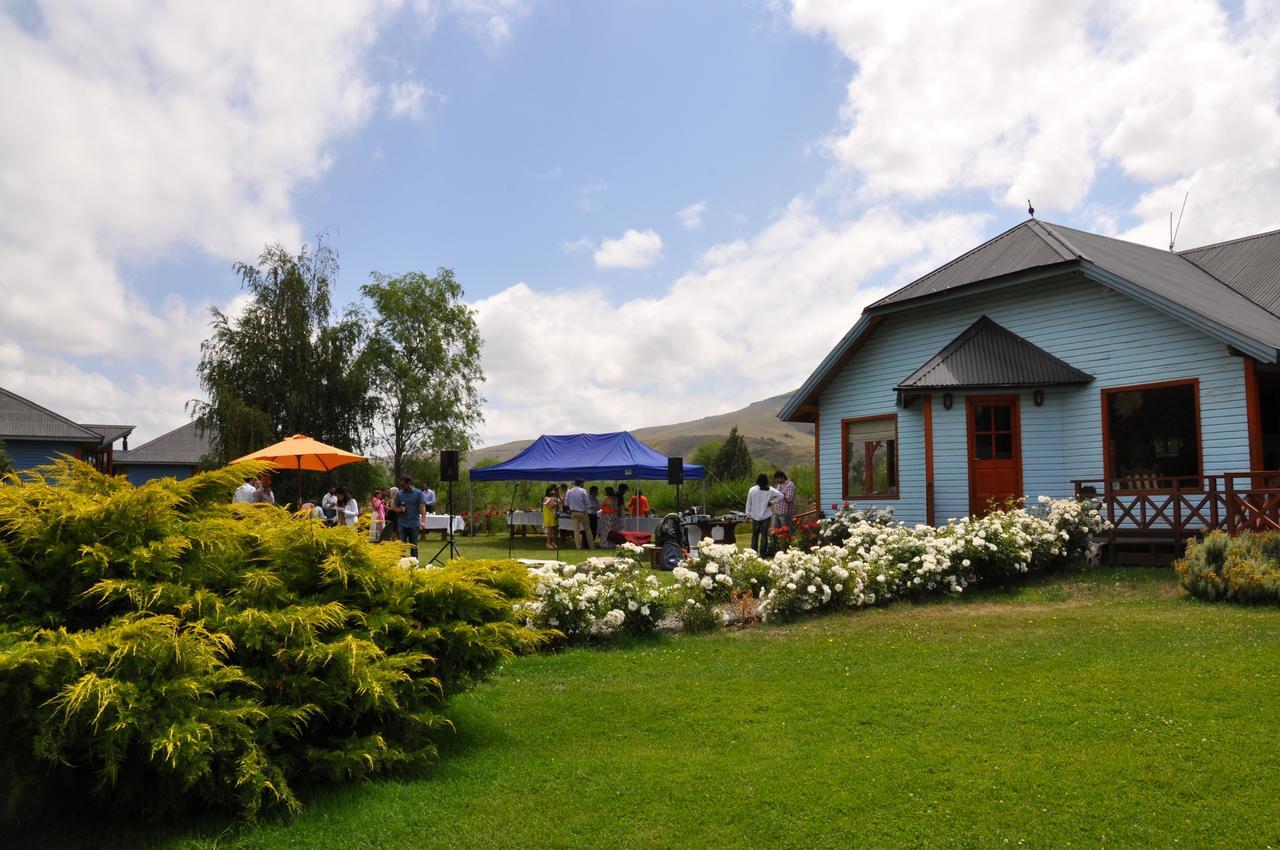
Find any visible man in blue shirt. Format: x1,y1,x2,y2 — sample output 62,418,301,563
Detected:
564,479,594,550
394,475,429,558
423,482,437,514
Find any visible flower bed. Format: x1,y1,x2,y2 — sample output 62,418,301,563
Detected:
518,498,1108,639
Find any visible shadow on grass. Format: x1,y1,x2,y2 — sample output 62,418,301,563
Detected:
24,689,520,850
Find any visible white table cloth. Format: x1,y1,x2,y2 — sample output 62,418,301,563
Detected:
507,510,544,527
421,514,465,533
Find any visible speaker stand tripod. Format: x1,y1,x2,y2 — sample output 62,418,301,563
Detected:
428,481,462,565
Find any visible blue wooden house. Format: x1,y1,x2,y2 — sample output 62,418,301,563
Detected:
781,219,1280,553
0,387,133,473
114,420,212,485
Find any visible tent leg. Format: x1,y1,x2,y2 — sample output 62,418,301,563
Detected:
468,481,474,538
507,482,518,559
701,479,707,514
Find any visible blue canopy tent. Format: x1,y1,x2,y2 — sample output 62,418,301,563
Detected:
469,432,704,558
469,432,705,482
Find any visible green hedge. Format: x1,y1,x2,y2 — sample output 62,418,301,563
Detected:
0,460,542,826
1175,531,1280,604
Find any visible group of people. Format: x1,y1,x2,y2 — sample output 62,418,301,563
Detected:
744,470,796,557
233,474,275,505
540,481,650,550
299,476,439,558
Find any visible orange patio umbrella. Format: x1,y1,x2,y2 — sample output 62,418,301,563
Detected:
233,434,366,506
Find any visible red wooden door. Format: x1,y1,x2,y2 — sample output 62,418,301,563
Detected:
968,396,1022,516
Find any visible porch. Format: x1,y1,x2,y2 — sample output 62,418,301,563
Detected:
1071,472,1280,563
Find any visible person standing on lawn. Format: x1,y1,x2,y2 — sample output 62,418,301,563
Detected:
627,488,651,517
542,485,561,550
772,470,796,538
423,481,437,515
587,485,601,545
564,479,595,550
746,473,782,557
395,476,429,558
597,486,621,547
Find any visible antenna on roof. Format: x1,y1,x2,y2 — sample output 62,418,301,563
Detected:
1027,199,1035,219
1169,191,1189,251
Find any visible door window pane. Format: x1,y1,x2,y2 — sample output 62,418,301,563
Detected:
994,432,1013,459
975,436,993,460
993,404,1012,431
974,404,992,432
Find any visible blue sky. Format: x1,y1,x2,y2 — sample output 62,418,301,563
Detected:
3,1,1279,446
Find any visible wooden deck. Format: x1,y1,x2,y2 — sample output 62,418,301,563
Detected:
1072,471,1280,563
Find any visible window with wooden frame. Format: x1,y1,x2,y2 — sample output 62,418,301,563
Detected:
843,415,898,499
1102,379,1201,489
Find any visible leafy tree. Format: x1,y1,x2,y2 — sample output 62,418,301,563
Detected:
361,269,484,480
691,440,720,469
192,241,375,498
710,426,753,481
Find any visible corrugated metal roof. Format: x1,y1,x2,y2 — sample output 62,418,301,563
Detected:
1044,222,1280,351
780,218,1280,423
1180,228,1280,317
871,219,1080,308
116,420,212,465
0,387,102,442
81,423,135,446
895,316,1094,390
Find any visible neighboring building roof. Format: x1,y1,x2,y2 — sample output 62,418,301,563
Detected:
81,423,136,447
895,316,1093,391
0,386,102,442
116,420,212,466
1180,227,1280,317
781,219,1280,422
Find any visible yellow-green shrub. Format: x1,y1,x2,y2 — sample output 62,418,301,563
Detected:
0,460,542,826
1176,531,1280,604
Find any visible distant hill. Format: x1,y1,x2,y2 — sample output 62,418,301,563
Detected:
469,393,814,468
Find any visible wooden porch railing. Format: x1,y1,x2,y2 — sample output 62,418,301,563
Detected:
1071,471,1280,550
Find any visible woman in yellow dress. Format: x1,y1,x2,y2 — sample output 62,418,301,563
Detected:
542,485,561,550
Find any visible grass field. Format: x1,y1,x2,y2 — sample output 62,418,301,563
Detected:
45,567,1280,849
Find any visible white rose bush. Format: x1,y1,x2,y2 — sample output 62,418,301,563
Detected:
519,543,667,643
517,498,1108,641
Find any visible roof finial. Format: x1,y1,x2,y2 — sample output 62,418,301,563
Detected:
1169,190,1189,251
1027,199,1035,219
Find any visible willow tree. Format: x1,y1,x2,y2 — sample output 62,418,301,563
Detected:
361,268,484,480
192,241,374,473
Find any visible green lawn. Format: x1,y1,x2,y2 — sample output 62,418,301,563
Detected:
47,568,1280,849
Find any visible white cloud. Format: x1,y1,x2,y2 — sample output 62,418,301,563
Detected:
0,1,527,442
474,204,988,444
415,0,530,47
388,80,434,120
786,0,1280,246
676,200,708,229
577,180,608,212
559,237,594,254
593,229,663,269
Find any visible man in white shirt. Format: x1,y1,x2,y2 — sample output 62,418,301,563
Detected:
233,477,258,504
563,479,595,550
423,483,437,514
745,473,782,557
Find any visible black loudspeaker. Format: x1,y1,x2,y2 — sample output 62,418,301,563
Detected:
440,450,460,482
667,456,683,485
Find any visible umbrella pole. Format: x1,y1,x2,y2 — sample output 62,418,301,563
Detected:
296,458,302,509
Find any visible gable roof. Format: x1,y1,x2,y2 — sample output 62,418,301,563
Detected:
0,387,102,442
117,420,212,466
895,316,1093,392
81,424,135,447
781,219,1280,423
872,219,1082,308
1180,227,1280,317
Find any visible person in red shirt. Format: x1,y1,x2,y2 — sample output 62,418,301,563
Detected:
627,489,651,517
